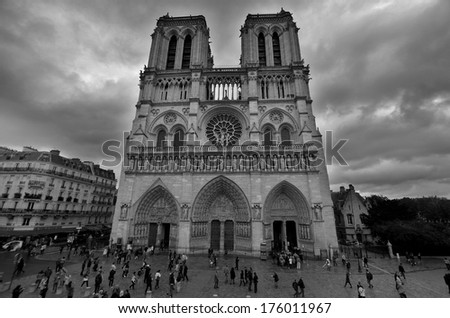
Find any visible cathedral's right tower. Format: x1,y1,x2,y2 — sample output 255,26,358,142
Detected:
111,10,338,257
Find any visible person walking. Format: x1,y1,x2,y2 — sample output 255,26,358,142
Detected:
396,277,407,298
253,272,258,293
363,256,369,268
66,281,74,298
129,272,137,290
214,271,219,289
444,258,450,270
398,263,406,279
357,281,366,298
224,265,229,284
122,261,130,278
144,270,153,294
239,270,245,286
366,269,373,288
346,260,351,273
94,272,102,294
344,271,352,288
323,258,331,271
81,274,89,287
12,285,24,298
272,272,279,288
235,256,239,271
292,279,299,297
108,268,116,287
230,267,235,284
444,273,450,294
168,272,175,298
298,277,305,298
80,258,87,276
155,270,161,289
247,268,253,291
182,263,189,281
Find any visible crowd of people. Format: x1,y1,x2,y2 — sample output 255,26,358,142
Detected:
6,243,450,298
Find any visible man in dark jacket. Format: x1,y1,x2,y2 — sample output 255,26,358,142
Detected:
298,277,305,297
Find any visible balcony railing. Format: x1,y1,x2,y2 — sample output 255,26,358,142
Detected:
24,193,42,200
45,195,53,201
1,193,8,198
14,193,22,199
125,145,318,174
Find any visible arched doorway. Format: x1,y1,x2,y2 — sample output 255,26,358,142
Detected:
133,185,179,250
191,176,251,253
263,181,311,253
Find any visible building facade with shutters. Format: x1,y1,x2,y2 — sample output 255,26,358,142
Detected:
0,147,117,238
111,10,338,256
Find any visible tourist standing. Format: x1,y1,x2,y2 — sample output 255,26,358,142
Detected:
298,277,305,298
273,272,279,288
230,267,235,284
253,272,258,293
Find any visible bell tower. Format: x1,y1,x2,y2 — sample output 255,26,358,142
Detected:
240,9,302,67
147,14,213,70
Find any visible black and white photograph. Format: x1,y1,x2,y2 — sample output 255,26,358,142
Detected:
0,0,449,303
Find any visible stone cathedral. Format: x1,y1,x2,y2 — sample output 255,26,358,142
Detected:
111,10,338,256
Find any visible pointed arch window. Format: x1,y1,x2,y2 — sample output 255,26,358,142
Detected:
263,128,274,146
258,33,266,66
173,129,185,150
181,35,192,69
166,35,177,70
157,130,167,148
280,127,292,146
273,32,281,66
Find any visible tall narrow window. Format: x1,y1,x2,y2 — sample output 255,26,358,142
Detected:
263,128,273,146
181,35,191,69
166,35,177,70
157,130,167,148
258,33,266,66
173,129,185,150
281,127,292,146
273,32,281,66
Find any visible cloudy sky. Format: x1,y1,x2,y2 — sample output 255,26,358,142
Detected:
1,0,449,198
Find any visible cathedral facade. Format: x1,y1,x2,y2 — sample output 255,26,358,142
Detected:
111,10,338,256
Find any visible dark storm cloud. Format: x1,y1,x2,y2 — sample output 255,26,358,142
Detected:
0,0,448,197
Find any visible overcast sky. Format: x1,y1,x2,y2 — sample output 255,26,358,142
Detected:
1,0,449,198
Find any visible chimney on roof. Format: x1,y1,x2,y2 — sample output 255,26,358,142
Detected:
23,146,37,152
50,150,60,156
340,186,345,194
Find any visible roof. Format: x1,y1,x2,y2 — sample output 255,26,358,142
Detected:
0,149,115,181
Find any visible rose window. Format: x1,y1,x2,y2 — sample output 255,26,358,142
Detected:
164,112,177,125
269,110,284,124
206,113,242,146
